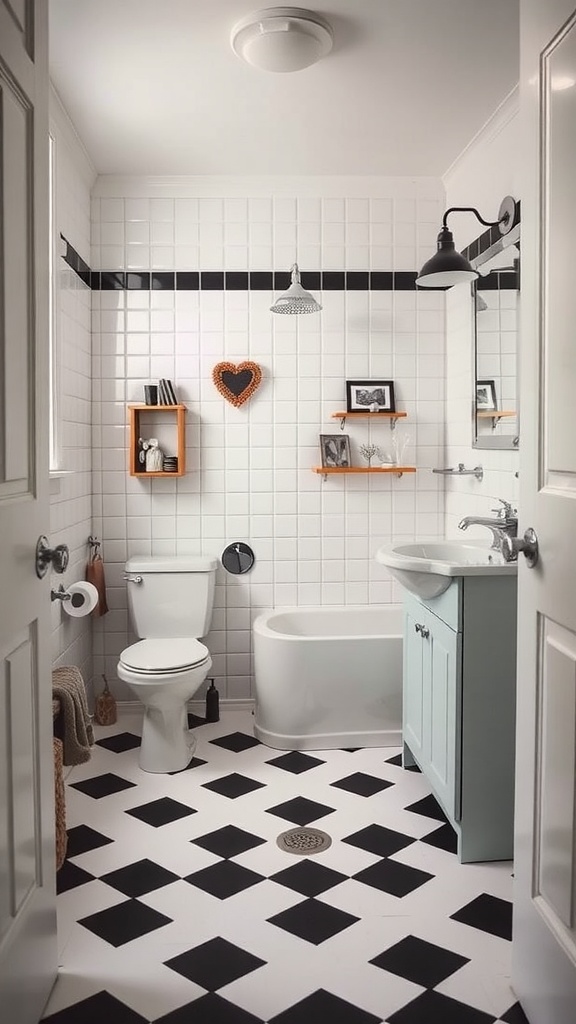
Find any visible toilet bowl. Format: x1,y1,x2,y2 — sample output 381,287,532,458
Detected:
118,638,212,772
118,556,217,773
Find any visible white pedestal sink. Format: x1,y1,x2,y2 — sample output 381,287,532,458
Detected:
376,539,517,599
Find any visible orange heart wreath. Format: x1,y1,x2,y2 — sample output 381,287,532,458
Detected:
212,361,262,408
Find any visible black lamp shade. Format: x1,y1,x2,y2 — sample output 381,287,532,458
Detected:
416,227,479,288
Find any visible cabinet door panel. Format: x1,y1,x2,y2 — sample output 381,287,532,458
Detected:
427,615,461,820
403,607,426,763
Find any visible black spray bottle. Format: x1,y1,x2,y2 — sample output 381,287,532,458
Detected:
205,679,220,722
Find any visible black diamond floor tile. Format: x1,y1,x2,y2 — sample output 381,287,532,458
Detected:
500,1003,530,1024
270,859,348,897
267,898,359,945
210,731,261,752
385,753,421,772
353,858,434,897
188,713,208,728
370,934,469,987
125,797,197,827
164,936,266,990
190,824,266,859
154,992,264,1023
265,750,325,774
450,893,513,941
95,732,141,753
184,860,265,899
70,773,137,799
65,824,114,858
100,858,180,898
168,756,207,775
330,772,394,797
385,753,402,766
41,989,148,1023
79,899,172,947
387,989,497,1024
342,823,416,858
269,988,382,1024
57,860,96,894
265,796,336,826
405,793,448,822
201,773,266,799
420,822,458,854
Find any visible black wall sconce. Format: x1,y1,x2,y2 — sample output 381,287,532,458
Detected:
416,195,517,288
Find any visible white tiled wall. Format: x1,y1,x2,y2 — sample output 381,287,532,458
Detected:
49,90,96,686
90,177,447,701
443,90,520,536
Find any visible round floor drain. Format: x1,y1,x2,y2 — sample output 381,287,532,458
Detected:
276,826,332,856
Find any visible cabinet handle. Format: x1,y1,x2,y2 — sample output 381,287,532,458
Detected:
414,623,430,639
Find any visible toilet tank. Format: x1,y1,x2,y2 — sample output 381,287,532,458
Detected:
125,556,217,639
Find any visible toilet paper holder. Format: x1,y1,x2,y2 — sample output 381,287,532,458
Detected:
51,584,91,610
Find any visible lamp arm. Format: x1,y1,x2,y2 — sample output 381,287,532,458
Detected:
441,206,500,231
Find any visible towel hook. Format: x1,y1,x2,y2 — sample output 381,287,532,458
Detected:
88,535,101,558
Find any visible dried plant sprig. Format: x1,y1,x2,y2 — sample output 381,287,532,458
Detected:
359,443,379,465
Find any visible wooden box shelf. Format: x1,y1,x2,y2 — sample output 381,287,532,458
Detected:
128,404,186,477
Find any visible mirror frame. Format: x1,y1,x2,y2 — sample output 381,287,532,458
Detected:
471,220,520,451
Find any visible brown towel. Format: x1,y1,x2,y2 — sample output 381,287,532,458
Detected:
52,665,94,766
86,552,108,616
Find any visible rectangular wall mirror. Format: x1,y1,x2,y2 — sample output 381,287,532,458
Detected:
472,222,520,450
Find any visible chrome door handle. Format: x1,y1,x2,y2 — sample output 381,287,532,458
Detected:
415,623,430,639
502,527,539,568
35,535,70,578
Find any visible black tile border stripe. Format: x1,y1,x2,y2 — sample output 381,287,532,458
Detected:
91,269,434,291
60,235,444,293
461,200,520,266
60,235,91,287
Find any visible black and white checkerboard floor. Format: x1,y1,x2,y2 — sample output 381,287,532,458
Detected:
43,710,528,1024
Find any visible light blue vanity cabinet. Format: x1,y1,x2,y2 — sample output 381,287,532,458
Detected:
402,575,517,862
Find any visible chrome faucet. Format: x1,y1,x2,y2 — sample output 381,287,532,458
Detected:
458,499,518,551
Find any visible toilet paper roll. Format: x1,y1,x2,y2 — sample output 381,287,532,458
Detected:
62,581,99,618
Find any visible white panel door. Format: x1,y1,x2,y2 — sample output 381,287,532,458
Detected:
514,1,576,1019
0,2,57,1022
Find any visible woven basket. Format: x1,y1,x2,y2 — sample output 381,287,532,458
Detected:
53,737,67,870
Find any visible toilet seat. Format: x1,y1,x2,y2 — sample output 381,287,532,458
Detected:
119,638,209,675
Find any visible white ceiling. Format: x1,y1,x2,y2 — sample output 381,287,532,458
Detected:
48,0,519,177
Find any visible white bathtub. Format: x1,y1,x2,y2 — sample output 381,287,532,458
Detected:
253,605,402,750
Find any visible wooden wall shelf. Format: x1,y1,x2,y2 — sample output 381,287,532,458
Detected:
331,411,407,430
128,404,186,477
477,409,517,429
313,465,416,480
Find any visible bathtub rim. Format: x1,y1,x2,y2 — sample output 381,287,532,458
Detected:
253,603,403,642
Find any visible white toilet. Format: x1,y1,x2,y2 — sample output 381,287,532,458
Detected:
117,555,217,773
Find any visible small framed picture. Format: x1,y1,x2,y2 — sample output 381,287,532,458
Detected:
476,380,497,410
320,433,351,468
346,379,396,413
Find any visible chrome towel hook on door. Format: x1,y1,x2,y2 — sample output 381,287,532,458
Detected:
35,535,69,578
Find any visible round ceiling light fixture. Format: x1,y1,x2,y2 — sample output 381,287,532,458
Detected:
231,7,333,73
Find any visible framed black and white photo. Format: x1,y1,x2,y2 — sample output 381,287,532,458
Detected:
346,379,395,413
320,433,351,468
476,379,497,411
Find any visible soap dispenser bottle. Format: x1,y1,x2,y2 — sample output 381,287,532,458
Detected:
205,679,219,722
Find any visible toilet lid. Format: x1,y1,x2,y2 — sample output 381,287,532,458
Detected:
120,638,209,673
